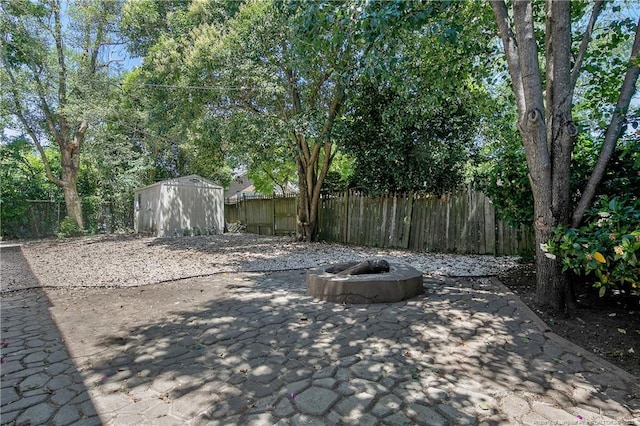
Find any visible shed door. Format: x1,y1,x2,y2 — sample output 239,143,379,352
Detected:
138,193,154,232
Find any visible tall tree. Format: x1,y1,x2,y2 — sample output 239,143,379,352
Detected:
179,0,359,241
490,1,639,310
122,0,449,241
1,0,120,229
119,1,237,185
338,8,493,196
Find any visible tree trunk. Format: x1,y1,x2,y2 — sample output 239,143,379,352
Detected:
533,225,567,310
296,156,312,241
492,0,574,311
63,180,84,230
295,155,322,242
295,152,332,242
60,142,84,230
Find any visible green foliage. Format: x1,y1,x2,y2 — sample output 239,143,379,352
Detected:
340,79,481,195
322,152,354,193
248,160,296,195
545,196,640,297
0,137,61,238
473,91,534,224
58,216,83,238
571,122,640,201
1,0,124,230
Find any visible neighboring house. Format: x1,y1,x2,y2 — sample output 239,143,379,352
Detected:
225,174,298,202
224,174,258,203
134,175,224,237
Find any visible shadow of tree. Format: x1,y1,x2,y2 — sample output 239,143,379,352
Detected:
0,245,101,425
62,271,638,424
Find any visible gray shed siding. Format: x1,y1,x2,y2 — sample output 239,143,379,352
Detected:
134,175,224,237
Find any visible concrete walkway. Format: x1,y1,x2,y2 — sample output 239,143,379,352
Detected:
1,254,639,424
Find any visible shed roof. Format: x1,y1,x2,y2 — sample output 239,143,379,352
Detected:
135,174,223,193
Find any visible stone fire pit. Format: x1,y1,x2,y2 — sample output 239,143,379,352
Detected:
306,259,424,304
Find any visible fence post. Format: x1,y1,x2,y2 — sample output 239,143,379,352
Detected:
272,194,276,236
343,190,349,244
243,194,247,226
402,192,414,249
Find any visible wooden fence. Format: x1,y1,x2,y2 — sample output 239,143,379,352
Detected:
225,193,298,236
225,190,535,256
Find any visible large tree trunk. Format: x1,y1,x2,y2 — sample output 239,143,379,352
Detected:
61,147,84,230
62,178,84,230
296,156,313,241
536,0,576,311
492,0,575,311
295,151,328,242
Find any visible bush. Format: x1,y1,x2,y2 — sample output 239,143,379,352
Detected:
544,196,640,297
58,216,83,238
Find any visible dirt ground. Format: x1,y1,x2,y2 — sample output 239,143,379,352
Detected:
499,263,640,377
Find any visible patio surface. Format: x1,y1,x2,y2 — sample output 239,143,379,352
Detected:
1,246,639,425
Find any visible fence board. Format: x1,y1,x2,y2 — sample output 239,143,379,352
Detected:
274,196,297,236
226,189,534,256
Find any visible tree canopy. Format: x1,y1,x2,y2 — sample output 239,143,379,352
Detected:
1,0,121,228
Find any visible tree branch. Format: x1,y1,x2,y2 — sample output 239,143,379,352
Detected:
5,69,63,187
571,1,604,90
490,0,526,114
52,0,67,107
74,119,89,152
571,18,640,227
511,0,553,213
309,70,330,106
32,73,65,148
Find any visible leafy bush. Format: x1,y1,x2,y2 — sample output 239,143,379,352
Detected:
544,196,640,297
58,216,83,238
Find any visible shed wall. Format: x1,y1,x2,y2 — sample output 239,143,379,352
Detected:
159,183,223,237
134,176,224,237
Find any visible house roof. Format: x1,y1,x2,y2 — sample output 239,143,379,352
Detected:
224,175,256,200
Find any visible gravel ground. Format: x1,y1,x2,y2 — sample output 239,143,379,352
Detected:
1,233,521,292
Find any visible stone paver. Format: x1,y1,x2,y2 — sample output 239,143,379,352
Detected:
1,245,639,425
1,247,100,425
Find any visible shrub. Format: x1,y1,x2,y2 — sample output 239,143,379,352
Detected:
544,196,639,297
58,216,83,238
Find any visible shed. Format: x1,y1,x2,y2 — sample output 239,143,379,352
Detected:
134,175,224,237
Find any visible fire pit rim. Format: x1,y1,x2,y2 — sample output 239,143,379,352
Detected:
306,261,424,303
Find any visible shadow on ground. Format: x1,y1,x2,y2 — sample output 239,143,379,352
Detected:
0,246,100,425
46,270,640,424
